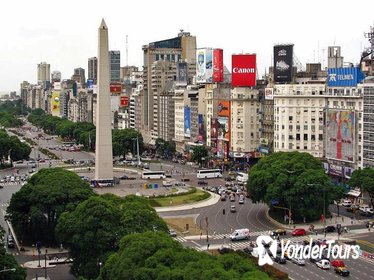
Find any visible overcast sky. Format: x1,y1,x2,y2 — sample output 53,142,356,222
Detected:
0,0,373,93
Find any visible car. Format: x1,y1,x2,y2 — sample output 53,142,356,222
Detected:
291,228,306,236
169,229,177,237
230,205,237,213
341,200,352,207
218,245,235,254
274,255,287,264
181,178,190,182
360,207,374,216
346,204,360,212
198,180,208,186
335,266,350,277
7,235,15,248
316,259,330,269
366,220,374,228
0,184,3,189
331,260,345,268
243,246,254,256
230,228,250,241
220,195,226,201
229,195,235,202
119,174,129,180
238,198,245,204
272,229,287,236
324,225,336,233
291,258,305,266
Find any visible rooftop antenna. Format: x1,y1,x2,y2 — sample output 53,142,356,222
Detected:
125,35,129,67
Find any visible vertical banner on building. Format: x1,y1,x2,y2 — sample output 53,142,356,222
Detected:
205,48,213,83
211,118,218,140
87,79,94,90
265,88,274,100
196,49,206,83
198,114,204,142
273,44,293,83
184,106,191,138
231,54,257,87
217,117,230,141
176,62,188,86
325,109,355,162
51,91,60,116
217,100,230,117
120,96,129,107
213,48,224,83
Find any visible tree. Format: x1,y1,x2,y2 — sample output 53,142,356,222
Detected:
191,146,209,167
348,168,374,207
55,195,168,279
247,152,336,221
155,138,176,157
7,168,95,245
0,130,31,166
112,129,143,158
0,227,27,280
100,231,270,280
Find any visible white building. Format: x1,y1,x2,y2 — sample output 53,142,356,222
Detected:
230,87,261,156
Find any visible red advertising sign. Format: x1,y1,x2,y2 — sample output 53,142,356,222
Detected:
213,49,223,83
110,84,122,94
120,96,129,107
231,54,256,87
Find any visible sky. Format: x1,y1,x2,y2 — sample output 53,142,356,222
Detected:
0,0,373,94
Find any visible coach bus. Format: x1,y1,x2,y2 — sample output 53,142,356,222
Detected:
141,171,166,180
196,169,222,179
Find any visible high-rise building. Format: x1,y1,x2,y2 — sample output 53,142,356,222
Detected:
88,57,98,84
72,67,86,84
51,71,61,83
37,62,50,84
362,78,374,168
109,51,121,83
142,31,196,133
328,46,344,69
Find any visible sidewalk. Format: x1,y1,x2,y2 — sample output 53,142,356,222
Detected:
267,211,365,231
155,192,220,212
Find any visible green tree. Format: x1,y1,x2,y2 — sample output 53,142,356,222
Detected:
348,168,374,207
155,138,176,157
0,130,31,166
55,195,168,279
247,152,335,221
7,168,95,245
112,129,143,158
101,231,270,280
191,146,209,167
0,227,27,280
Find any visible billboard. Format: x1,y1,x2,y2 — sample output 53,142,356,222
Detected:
274,45,293,83
184,106,191,138
87,79,94,89
196,48,213,83
327,67,365,87
120,96,129,107
213,49,224,83
326,110,355,162
110,84,122,94
217,116,230,141
231,54,256,87
265,88,274,100
217,100,230,117
176,62,188,86
51,91,60,116
198,114,204,142
211,118,218,140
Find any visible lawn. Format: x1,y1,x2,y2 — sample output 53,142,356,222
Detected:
148,188,210,207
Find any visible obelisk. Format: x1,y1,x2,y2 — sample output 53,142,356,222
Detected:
95,19,113,181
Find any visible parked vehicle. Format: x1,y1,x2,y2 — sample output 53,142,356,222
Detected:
331,260,345,268
324,225,336,233
272,229,287,236
274,255,287,264
335,266,350,277
291,258,305,266
230,205,237,213
341,200,352,207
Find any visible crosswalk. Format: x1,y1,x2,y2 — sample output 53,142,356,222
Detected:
0,203,10,207
0,181,25,186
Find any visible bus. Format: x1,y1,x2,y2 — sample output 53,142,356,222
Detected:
196,169,222,179
236,172,248,183
141,171,166,180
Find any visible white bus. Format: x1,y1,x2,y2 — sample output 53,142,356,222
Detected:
196,169,222,179
236,172,248,183
141,171,166,180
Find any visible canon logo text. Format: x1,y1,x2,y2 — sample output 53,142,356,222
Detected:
232,67,255,74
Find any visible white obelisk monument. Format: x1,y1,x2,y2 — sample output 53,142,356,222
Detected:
95,19,113,181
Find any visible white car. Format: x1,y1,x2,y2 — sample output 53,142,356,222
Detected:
292,258,305,266
341,200,352,207
316,259,330,270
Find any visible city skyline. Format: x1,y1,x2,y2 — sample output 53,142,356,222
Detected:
0,0,373,92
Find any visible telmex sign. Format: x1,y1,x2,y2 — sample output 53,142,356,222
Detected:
327,67,365,87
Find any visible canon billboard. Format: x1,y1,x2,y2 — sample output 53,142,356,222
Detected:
231,54,256,87
273,45,293,83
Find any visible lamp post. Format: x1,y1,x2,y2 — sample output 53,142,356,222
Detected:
44,249,48,278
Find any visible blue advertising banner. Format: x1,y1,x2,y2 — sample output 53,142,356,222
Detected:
184,106,191,138
327,67,365,87
87,79,94,89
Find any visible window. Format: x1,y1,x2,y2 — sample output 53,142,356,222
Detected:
296,134,300,140
304,134,308,140
304,146,308,150
289,116,293,121
319,134,323,141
